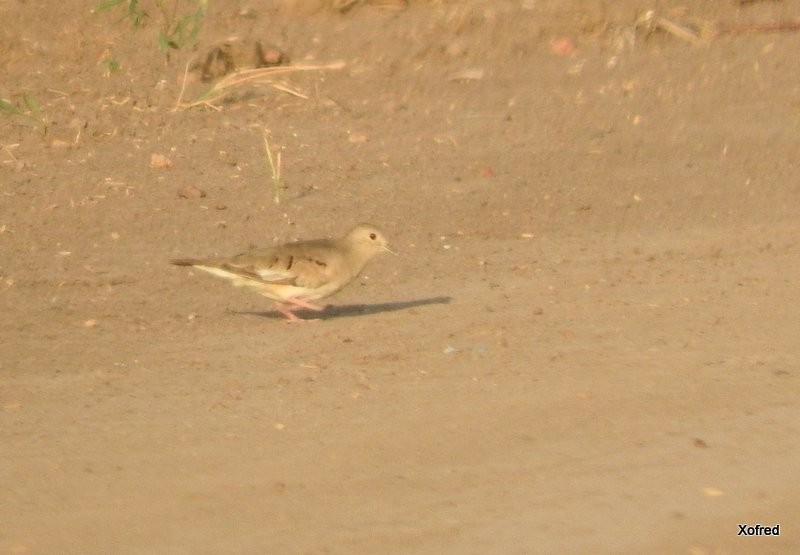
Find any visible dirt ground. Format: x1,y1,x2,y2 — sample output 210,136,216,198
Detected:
2,0,800,553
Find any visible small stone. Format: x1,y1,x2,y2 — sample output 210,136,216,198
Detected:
150,153,173,169
177,184,206,199
551,37,576,56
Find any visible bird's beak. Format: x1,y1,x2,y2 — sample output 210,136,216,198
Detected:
383,244,399,256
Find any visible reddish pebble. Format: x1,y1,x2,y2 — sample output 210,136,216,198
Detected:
551,37,576,57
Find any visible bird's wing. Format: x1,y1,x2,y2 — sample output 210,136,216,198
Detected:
224,240,346,290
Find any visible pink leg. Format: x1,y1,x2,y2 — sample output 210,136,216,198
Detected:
275,302,322,323
285,297,324,311
275,302,303,323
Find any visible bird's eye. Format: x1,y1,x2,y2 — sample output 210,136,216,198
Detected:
369,233,377,240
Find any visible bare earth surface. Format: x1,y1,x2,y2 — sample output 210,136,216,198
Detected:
2,0,800,553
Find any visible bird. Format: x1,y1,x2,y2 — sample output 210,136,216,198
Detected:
171,223,395,322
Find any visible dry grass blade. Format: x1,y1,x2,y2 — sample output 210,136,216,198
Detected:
176,61,346,110
1,143,19,162
269,82,309,99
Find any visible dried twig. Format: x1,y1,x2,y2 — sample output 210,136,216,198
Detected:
722,20,800,36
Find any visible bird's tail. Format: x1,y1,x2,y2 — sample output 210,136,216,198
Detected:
171,258,202,266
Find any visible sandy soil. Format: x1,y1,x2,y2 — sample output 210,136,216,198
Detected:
2,0,800,553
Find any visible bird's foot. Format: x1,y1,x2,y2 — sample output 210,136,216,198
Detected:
275,302,321,323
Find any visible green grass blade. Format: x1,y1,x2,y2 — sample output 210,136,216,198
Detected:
0,98,23,116
92,0,125,13
22,93,42,119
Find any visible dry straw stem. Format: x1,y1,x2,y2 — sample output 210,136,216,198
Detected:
175,60,346,110
2,143,18,162
262,129,283,204
635,10,708,44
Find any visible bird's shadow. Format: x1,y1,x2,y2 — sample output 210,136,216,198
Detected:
234,296,452,321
